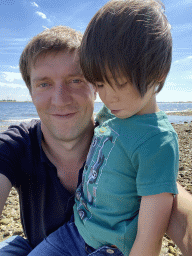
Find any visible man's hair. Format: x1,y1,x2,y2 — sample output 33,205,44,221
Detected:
19,26,83,93
80,0,172,96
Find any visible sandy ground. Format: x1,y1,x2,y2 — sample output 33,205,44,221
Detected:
0,121,192,255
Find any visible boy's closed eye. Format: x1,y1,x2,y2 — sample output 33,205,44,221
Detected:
96,83,104,88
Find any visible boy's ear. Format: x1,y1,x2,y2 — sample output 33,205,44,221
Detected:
158,75,166,83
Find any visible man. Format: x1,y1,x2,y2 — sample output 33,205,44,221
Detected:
0,26,191,256
0,26,96,255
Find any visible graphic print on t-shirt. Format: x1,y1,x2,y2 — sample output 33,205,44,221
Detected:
76,125,119,221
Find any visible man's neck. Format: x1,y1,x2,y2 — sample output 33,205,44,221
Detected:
41,122,94,170
41,121,94,193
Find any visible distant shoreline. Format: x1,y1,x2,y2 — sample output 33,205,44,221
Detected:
158,102,192,103
0,100,32,103
0,101,192,103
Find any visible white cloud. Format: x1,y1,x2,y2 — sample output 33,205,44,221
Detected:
0,86,31,102
2,38,28,42
172,55,192,65
2,72,22,82
0,82,24,88
167,0,192,10
166,82,192,92
31,2,39,8
36,11,51,22
12,38,29,42
157,82,192,102
173,23,192,33
184,74,192,79
36,11,47,19
10,65,19,69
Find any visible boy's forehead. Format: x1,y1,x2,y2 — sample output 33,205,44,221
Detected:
103,68,130,83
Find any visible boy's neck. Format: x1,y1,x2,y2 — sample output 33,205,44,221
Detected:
136,90,160,116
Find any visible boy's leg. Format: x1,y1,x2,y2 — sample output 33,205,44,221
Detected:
0,235,33,256
28,221,124,256
28,219,88,256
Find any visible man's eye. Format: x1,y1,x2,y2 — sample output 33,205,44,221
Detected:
72,79,82,83
40,83,50,88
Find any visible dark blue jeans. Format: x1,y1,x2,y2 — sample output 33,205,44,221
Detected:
28,217,124,256
0,236,32,256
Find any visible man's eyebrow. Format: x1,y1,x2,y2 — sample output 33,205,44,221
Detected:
32,76,50,83
67,73,84,78
32,73,85,83
66,70,84,77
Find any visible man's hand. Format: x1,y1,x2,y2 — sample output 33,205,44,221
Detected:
167,183,192,256
0,174,12,216
130,193,173,256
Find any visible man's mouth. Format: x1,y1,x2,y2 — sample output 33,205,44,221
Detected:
51,112,77,118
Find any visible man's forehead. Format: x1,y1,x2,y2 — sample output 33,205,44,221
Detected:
30,50,84,81
32,50,81,68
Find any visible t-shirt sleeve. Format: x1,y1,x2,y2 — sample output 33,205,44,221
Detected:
0,131,22,187
132,131,179,196
0,121,35,187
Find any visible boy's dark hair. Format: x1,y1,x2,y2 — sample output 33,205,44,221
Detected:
19,26,82,94
80,0,172,96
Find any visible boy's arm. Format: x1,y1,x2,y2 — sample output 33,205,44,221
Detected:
129,193,173,256
167,182,192,256
0,173,12,216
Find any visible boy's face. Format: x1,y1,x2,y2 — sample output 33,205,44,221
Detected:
96,74,159,119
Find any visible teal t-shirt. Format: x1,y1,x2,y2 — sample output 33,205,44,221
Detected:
74,108,179,255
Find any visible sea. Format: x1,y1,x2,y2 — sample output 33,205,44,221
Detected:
0,101,192,132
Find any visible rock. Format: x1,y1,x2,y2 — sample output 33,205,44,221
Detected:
0,219,11,225
3,231,11,237
13,229,24,236
1,123,192,255
169,246,176,253
186,185,192,191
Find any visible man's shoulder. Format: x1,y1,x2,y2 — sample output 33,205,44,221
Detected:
0,119,41,144
0,119,42,186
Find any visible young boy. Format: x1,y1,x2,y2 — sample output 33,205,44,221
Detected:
28,0,179,255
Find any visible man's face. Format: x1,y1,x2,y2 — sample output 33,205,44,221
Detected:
30,51,96,142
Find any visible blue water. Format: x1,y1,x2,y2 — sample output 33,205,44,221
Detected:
0,102,192,132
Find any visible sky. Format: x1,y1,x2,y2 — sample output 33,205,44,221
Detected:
0,0,192,102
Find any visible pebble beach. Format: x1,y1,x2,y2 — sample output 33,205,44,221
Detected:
0,115,192,255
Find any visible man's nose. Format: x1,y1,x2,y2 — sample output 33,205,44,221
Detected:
51,83,73,106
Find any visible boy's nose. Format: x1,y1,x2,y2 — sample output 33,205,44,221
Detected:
105,87,119,103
